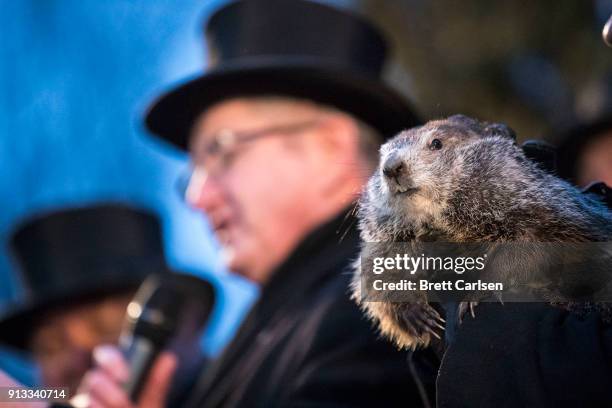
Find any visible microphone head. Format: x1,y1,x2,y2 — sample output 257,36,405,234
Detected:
603,15,612,47
122,273,215,348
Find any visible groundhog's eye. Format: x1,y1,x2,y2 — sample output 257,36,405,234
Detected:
429,138,443,150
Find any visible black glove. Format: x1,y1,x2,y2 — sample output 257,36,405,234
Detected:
521,139,557,173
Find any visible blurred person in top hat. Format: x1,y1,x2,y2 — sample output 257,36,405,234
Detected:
0,204,206,398
556,115,612,188
77,0,439,407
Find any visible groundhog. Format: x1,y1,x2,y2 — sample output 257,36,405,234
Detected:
351,114,612,350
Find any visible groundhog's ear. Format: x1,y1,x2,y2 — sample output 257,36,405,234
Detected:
447,114,482,129
484,123,516,141
448,114,475,124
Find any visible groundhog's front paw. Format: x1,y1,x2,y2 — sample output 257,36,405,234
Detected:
457,301,479,323
457,290,505,323
400,302,446,341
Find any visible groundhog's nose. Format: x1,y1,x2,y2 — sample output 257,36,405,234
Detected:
382,154,415,194
382,155,405,180
382,153,407,180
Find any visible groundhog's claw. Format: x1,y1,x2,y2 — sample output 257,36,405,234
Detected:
457,301,479,324
400,303,445,341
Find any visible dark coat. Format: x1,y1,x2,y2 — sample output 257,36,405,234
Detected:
183,210,439,408
437,185,612,407
437,302,612,408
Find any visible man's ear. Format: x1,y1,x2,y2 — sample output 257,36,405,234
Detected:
314,114,363,192
316,114,359,157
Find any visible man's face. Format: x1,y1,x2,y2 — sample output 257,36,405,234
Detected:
186,98,352,283
29,293,132,393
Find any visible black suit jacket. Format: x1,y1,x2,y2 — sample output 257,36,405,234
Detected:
437,186,612,407
437,302,612,408
183,210,439,407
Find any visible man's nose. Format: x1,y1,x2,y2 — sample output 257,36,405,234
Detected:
185,168,225,212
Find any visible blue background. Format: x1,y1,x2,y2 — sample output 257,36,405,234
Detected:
0,0,259,384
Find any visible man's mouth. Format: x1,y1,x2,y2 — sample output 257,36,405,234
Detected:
208,212,233,244
213,219,230,232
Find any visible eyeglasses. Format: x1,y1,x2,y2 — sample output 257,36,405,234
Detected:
176,119,322,199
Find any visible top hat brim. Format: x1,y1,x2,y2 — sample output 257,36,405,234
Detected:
145,58,420,150
0,266,172,351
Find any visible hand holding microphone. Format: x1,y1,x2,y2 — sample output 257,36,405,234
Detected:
71,273,215,408
70,346,177,408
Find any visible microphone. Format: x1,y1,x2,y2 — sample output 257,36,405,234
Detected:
603,14,612,47
119,273,215,402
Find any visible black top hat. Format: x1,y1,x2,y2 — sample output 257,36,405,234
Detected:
0,204,172,350
145,0,420,150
